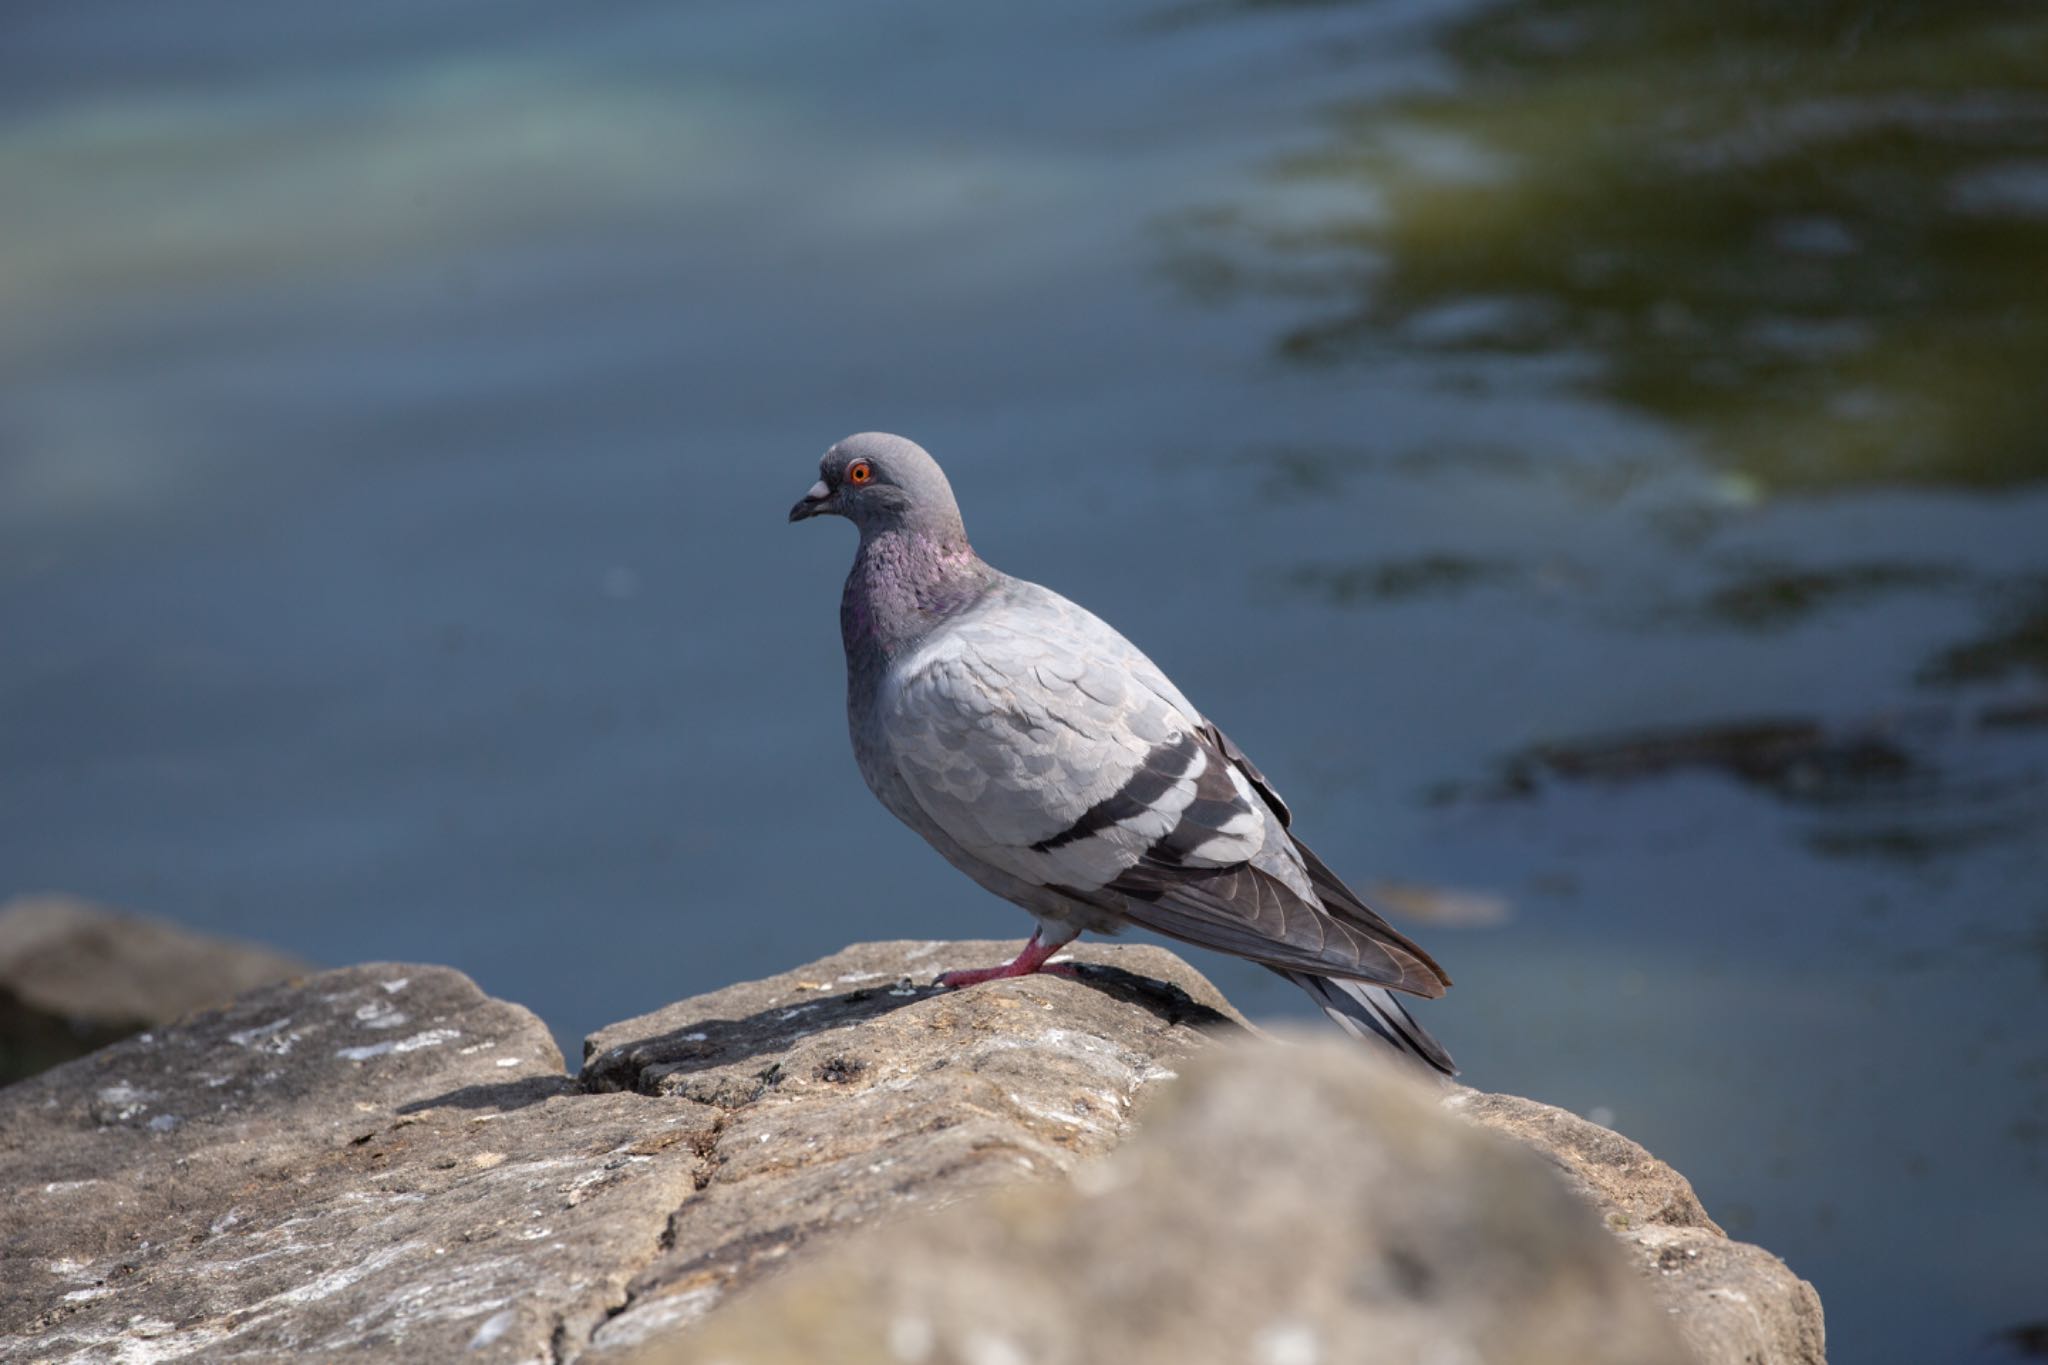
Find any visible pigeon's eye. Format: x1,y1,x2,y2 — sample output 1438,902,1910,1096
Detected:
847,460,874,486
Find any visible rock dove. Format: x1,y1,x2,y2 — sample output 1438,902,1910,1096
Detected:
791,433,1456,1074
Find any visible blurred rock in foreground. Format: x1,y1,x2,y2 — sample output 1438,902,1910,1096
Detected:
0,941,1823,1363
0,895,311,1084
664,1035,1696,1365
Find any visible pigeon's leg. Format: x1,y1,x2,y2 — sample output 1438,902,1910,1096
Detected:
935,928,1080,989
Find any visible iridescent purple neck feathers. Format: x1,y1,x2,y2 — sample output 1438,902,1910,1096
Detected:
841,528,996,664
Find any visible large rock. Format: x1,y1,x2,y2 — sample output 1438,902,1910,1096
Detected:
0,940,1823,1363
0,962,647,1362
658,1036,1697,1365
0,895,311,1084
576,939,1242,1353
0,941,1236,1362
1453,1092,1827,1365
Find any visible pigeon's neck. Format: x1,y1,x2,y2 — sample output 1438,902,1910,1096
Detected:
841,527,994,664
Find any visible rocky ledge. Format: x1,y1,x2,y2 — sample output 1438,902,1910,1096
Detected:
0,941,1823,1363
0,895,310,1085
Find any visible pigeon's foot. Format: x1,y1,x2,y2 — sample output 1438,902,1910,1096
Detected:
935,930,1079,989
936,961,1081,988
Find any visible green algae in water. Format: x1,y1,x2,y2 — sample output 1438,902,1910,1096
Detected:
1192,0,2048,494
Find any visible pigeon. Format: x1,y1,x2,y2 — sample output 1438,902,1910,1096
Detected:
790,432,1455,1074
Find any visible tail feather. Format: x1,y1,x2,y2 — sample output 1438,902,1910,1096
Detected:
1292,836,1452,992
1279,968,1458,1077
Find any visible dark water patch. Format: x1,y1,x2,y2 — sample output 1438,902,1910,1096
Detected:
1449,706,2048,871
1977,697,2048,731
1990,1321,2048,1359
1513,717,1922,797
1921,577,2048,685
1697,559,1964,630
1282,553,1521,603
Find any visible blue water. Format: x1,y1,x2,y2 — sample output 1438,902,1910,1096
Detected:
3,3,2045,1360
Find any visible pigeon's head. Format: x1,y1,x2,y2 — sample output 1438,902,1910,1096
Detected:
788,432,966,541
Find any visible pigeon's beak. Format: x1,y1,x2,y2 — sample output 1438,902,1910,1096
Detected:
788,480,833,523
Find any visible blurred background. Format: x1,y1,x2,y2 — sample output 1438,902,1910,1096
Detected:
2,1,2044,1359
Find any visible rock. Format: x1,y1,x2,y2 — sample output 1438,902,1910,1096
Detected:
657,1035,1697,1365
0,941,1238,1362
576,939,1243,1353
0,962,625,1362
0,895,311,1084
1452,1091,1828,1365
0,940,1823,1364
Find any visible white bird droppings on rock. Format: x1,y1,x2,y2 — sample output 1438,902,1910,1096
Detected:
95,1083,155,1122
227,1018,294,1050
335,1028,461,1063
466,1307,516,1350
353,1001,409,1030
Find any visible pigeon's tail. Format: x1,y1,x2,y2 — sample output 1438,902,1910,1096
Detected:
1278,969,1458,1077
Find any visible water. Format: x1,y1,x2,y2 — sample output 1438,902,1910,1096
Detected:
3,2,2045,1359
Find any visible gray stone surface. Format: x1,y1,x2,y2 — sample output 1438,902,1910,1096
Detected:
0,940,1824,1364
577,939,1245,1353
0,962,690,1362
1453,1090,1828,1365
0,895,311,1084
657,1036,1698,1365
0,941,1238,1362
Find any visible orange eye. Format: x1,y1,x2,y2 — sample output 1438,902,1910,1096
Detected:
847,460,873,485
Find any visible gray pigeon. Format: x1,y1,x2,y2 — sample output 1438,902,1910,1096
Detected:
790,432,1455,1073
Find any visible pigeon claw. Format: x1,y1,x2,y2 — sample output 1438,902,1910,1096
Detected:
936,961,1081,989
933,929,1081,989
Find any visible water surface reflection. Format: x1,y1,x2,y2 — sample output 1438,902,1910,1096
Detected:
1185,0,2048,493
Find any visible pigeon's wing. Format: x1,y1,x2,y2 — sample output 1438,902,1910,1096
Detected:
1109,833,1449,997
879,587,1446,996
1197,720,1452,994
879,597,1265,893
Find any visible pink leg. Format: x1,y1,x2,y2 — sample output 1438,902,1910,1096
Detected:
935,930,1080,989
